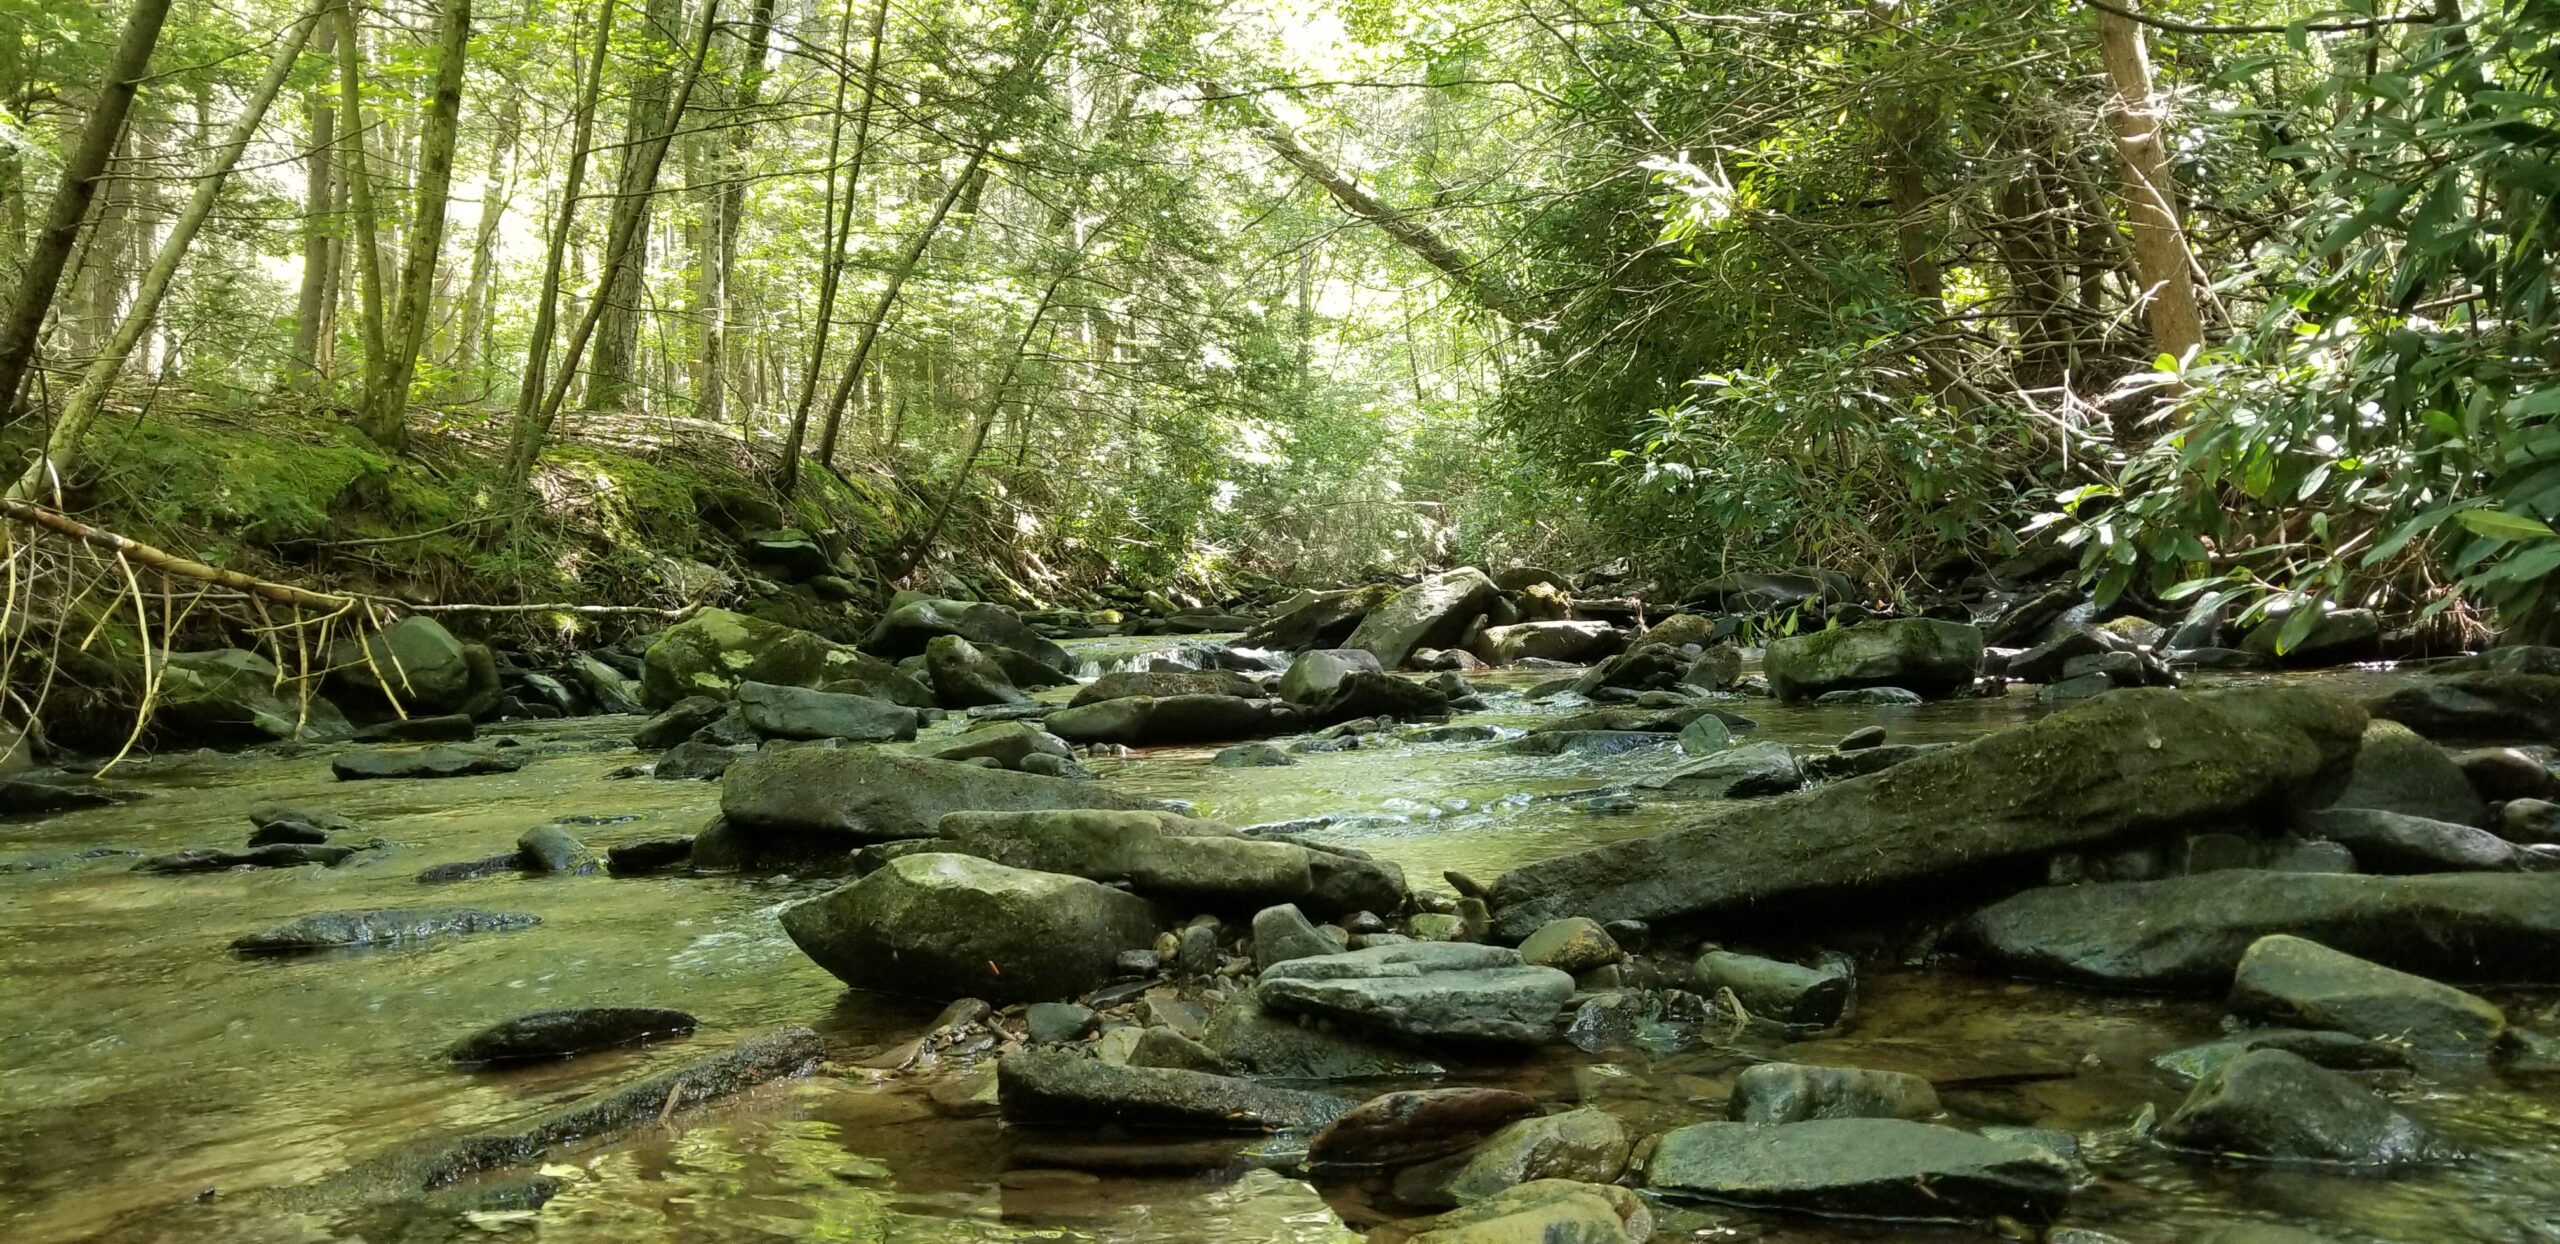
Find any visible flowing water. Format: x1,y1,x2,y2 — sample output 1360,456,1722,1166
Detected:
1,642,2556,1243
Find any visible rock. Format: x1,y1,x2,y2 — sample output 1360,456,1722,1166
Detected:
1516,918,1621,975
565,653,644,714
1392,1108,1634,1209
652,740,738,781
2154,1049,2437,1164
634,696,729,749
1045,693,1294,746
2243,608,2383,666
1480,621,1620,666
331,746,524,781
1308,1088,1540,1167
232,908,540,953
641,608,932,708
1638,740,1803,799
927,721,1070,770
1255,902,1341,969
1370,1180,1650,1244
720,746,1156,848
1127,1026,1229,1073
1799,741,1952,783
1347,569,1501,669
926,635,1031,708
1490,686,2365,940
1025,1002,1099,1045
1838,725,1886,751
1070,669,1262,706
1959,871,2560,989
996,1050,1352,1132
156,649,352,742
2009,628,2113,684
1256,942,1574,1045
354,713,475,743
2365,672,2560,741
868,597,1075,670
1692,951,1853,1027
2326,720,2486,826
1278,649,1385,706
1674,713,1731,756
1213,742,1296,767
246,818,331,846
1816,686,1923,706
2151,1029,2412,1086
1683,645,1744,691
935,809,1360,913
516,825,598,874
2297,807,2526,873
2229,934,2506,1054
447,1007,697,1063
1201,987,1446,1079
1240,585,1397,652
2455,747,2557,801
329,617,494,716
1645,1118,2073,1222
1727,1063,1938,1124
732,680,919,743
1503,730,1671,758
136,843,358,873
780,854,1159,1002
2499,798,2560,844
1764,619,1983,702
1696,569,1857,613
604,836,694,876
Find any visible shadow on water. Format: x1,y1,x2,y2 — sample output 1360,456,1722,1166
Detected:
0,641,2554,1241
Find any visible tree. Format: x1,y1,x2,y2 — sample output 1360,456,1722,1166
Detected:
354,0,474,450
2093,0,2206,366
583,0,683,413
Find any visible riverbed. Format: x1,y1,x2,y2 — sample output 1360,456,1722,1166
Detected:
2,643,2555,1243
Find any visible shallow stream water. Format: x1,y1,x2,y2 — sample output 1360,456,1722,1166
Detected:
2,642,2556,1243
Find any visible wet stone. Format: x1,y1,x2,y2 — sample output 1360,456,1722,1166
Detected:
1645,1118,2073,1223
2151,1029,2412,1087
1517,918,1622,975
2229,934,2506,1054
1692,950,1852,1029
414,853,524,884
135,843,359,873
447,1007,698,1064
1727,1062,1940,1124
516,824,600,875
1837,725,1887,750
1127,1026,1230,1074
1308,1088,1540,1168
232,908,541,953
332,746,525,781
604,836,695,876
2155,1048,2440,1166
1026,1002,1099,1045
1392,1107,1634,1210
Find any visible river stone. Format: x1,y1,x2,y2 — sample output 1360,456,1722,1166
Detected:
353,712,476,743
996,1049,1352,1132
1070,669,1262,706
1637,740,1803,798
604,836,694,876
516,824,599,875
928,721,1071,769
136,843,358,873
447,1007,698,1063
653,740,739,781
733,680,919,743
721,746,1156,847
246,818,330,846
2151,1029,2412,1086
1799,741,1951,783
2455,747,2557,801
2365,672,2560,741
640,608,923,708
1517,918,1622,975
1213,741,1296,768
1371,1180,1651,1244
1481,621,1619,666
1240,585,1396,653
1960,871,2560,989
866,597,1075,673
2229,934,2507,1054
2154,1049,2437,1165
2325,720,2487,825
1491,686,2366,940
2500,798,2560,844
1645,1118,2072,1222
156,649,352,743
1763,619,1983,702
634,696,728,749
1257,942,1575,1045
232,908,541,953
1279,650,1383,709
1392,1107,1634,1210
1201,988,1447,1079
1816,686,1924,706
936,809,1333,908
2242,608,2383,666
926,635,1030,708
1045,693,1295,746
779,853,1159,1002
328,617,490,716
1503,730,1670,758
1727,1062,1939,1124
1347,569,1501,669
332,746,525,781
1309,1088,1540,1167
565,653,644,715
1255,902,1341,969
2296,807,2526,873
1676,713,1732,756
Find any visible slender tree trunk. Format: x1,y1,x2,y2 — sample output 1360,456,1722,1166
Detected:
353,0,470,449
285,17,338,390
699,0,777,427
0,0,174,422
772,0,885,490
585,0,683,412
452,91,520,392
2094,0,2205,367
335,0,388,398
500,2,614,483
898,255,1080,576
9,6,321,498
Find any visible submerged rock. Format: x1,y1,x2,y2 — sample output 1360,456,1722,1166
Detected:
1369,1180,1651,1244
1045,693,1296,746
135,843,358,873
997,1049,1353,1132
2150,1028,2412,1086
1961,871,2560,989
1490,686,2366,940
2154,1049,2438,1165
331,745,525,781
1391,1107,1633,1210
1256,942,1574,1045
1200,988,1447,1080
778,853,1159,1003
447,1007,698,1063
2228,934,2506,1054
1307,1088,1540,1167
1727,1062,1939,1124
232,908,540,953
1644,1118,2073,1222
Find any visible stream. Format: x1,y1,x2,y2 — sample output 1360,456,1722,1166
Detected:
3,638,2557,1243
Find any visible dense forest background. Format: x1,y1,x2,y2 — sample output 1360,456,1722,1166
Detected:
0,0,2551,640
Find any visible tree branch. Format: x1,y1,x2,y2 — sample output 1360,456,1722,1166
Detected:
2078,0,2436,36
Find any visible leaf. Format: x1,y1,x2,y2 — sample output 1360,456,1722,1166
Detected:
2454,508,2559,541
2274,602,2324,656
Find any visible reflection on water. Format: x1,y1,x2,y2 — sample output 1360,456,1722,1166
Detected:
0,640,2553,1242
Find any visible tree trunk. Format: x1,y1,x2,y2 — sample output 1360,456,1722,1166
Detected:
285,16,338,391
771,0,886,491
354,0,470,450
9,5,321,498
2094,0,2205,366
585,0,683,413
499,0,614,486
335,0,388,398
698,0,775,427
898,254,1081,576
452,90,520,394
0,0,173,422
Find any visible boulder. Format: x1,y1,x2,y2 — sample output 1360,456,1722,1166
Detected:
2242,607,2383,666
734,681,919,742
566,653,644,714
1045,693,1295,746
2297,807,2528,873
1308,1088,1540,1167
1694,569,1857,613
516,825,599,874
136,843,358,873
1392,1107,1634,1209
926,635,1030,707
1279,649,1385,706
1253,902,1341,969
633,696,728,749
2151,1029,2412,1086
1516,918,1622,975
2324,720,2487,825
1684,644,1743,691
1959,871,2560,989
2455,747,2558,801
1637,740,1803,798
1201,988,1447,1080
935,809,1396,913
1489,686,2366,940
1346,569,1501,669
332,746,525,781
2365,672,2560,741
1763,619,1983,702
1644,1118,2072,1222
2154,1049,2437,1164
157,649,351,743
329,617,495,716
996,1049,1352,1132
1213,741,1295,767
1301,671,1448,725
1636,613,1718,650
231,908,539,953
447,1007,697,1063
927,721,1071,770
1371,1180,1650,1244
2228,934,2506,1054
652,740,738,781
355,713,474,743
1070,669,1261,706
720,747,1156,848
1692,951,1852,1028
1239,585,1396,652
865,597,1075,673
1256,942,1575,1045
778,853,1160,1002
640,608,928,708
1480,621,1620,666
1727,1063,1938,1124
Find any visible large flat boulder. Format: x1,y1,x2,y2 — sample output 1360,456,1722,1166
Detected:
1346,569,1499,669
1763,618,1983,701
2365,672,2560,741
2297,807,2529,873
865,597,1075,673
1070,669,1262,706
2154,1048,2438,1165
639,608,928,708
779,853,1160,1002
720,747,1156,847
935,810,1402,915
1239,585,1396,653
1045,693,1296,746
2229,934,2507,1054
1480,621,1620,666
733,681,918,742
1487,686,2367,940
1256,942,1574,1045
1644,1118,2073,1223
1959,871,2560,989
997,1049,1352,1131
